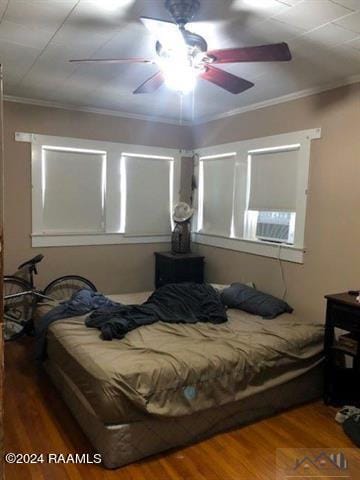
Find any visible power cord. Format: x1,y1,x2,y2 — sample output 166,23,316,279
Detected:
278,244,287,300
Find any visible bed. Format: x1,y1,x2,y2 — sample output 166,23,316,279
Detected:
41,290,324,469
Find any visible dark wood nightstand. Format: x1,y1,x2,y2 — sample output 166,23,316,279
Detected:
154,252,204,288
324,292,360,406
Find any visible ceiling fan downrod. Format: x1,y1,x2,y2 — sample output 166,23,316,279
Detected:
164,0,200,28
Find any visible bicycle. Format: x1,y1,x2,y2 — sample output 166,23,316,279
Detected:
3,254,97,342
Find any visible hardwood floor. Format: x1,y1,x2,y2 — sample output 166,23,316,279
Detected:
3,338,356,480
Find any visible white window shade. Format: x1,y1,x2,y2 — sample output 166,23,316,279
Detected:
200,155,235,236
248,147,300,212
232,159,248,238
124,155,173,235
42,148,105,233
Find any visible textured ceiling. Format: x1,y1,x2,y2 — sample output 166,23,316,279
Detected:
1,0,360,123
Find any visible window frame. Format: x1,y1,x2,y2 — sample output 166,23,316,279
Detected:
193,128,321,264
18,133,181,247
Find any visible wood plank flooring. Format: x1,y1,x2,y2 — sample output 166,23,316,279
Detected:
3,337,356,480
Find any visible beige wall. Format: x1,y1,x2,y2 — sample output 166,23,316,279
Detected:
4,83,360,318
192,82,360,323
4,101,192,293
179,155,194,204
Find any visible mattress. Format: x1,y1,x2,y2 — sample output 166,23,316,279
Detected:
45,291,324,425
45,357,324,469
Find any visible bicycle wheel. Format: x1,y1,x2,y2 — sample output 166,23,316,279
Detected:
4,276,33,341
43,275,97,302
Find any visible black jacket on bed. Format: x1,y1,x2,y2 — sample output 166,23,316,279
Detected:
85,283,228,340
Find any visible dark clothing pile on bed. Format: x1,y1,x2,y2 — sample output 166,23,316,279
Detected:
35,289,117,360
86,283,228,340
36,283,227,358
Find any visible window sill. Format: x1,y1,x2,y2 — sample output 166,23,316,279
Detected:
192,233,304,264
31,233,171,247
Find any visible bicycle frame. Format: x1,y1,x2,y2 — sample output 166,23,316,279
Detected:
4,290,54,302
17,267,35,288
4,254,97,341
5,257,43,303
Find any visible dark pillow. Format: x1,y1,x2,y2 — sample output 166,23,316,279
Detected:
221,283,293,319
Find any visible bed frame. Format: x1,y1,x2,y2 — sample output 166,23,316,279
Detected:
45,359,323,469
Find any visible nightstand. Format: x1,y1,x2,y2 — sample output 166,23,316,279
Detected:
154,252,204,288
324,292,360,406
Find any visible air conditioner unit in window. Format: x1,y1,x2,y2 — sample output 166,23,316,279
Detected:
256,211,294,244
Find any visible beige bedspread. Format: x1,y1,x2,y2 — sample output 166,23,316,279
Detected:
46,291,324,424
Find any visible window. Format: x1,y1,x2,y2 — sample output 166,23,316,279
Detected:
41,146,106,234
194,129,321,263
22,133,180,246
245,144,300,245
197,153,236,236
17,129,320,259
122,153,174,236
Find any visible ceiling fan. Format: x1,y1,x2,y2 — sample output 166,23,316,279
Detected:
70,0,292,95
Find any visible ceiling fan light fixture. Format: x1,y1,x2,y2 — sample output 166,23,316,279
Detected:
70,0,292,97
163,64,197,93
156,41,202,94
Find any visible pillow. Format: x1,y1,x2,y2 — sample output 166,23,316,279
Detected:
221,283,293,319
210,282,254,293
210,283,231,293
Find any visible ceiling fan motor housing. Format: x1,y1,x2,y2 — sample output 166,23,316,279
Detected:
165,0,200,27
183,30,207,52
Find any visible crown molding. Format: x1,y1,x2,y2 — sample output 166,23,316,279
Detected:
179,149,194,156
3,94,192,126
193,74,360,125
4,74,360,128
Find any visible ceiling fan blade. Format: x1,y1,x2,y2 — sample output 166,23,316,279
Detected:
201,65,254,94
69,58,154,64
133,71,165,94
207,42,292,64
140,16,185,51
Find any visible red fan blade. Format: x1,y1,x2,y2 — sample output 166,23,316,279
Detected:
201,65,254,94
133,71,165,94
207,42,292,64
69,58,154,64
